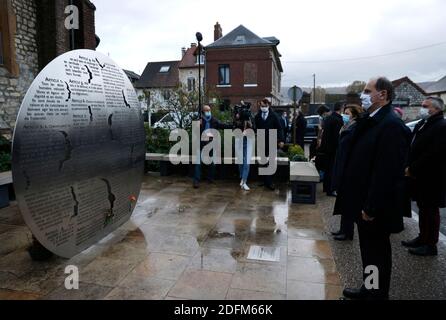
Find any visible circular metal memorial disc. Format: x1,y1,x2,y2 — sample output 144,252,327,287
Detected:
12,49,146,258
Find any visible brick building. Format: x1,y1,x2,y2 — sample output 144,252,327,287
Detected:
136,42,205,112
205,23,283,108
178,43,205,93
0,0,98,134
135,60,180,111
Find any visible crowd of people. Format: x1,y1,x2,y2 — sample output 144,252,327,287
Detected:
192,98,309,191
192,77,446,300
192,99,285,191
315,77,446,300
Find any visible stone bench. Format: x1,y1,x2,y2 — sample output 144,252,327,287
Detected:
0,171,13,209
146,153,290,176
290,161,320,204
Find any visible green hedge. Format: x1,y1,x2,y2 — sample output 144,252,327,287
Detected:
287,144,307,162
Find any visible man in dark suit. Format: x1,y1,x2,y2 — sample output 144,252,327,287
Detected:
193,105,232,189
402,97,446,256
279,111,289,143
341,77,411,300
318,102,344,196
291,110,308,149
255,98,285,191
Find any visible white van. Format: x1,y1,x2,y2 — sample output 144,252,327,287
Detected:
153,112,198,129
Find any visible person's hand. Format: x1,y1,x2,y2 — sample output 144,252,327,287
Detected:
405,167,411,177
278,142,285,149
362,211,375,222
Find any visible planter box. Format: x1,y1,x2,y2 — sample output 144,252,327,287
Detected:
290,162,319,204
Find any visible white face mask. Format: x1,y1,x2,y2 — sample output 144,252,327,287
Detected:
261,107,269,113
419,107,430,120
360,93,373,110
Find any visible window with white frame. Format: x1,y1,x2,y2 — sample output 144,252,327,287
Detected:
218,64,230,85
196,54,205,65
159,65,170,73
187,78,196,92
244,62,258,86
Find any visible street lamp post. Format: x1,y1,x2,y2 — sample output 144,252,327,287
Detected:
313,74,316,104
196,32,203,118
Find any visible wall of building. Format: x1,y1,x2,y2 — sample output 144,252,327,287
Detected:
136,88,175,112
394,81,426,106
205,47,275,106
178,67,204,92
37,0,96,70
0,0,39,131
430,92,446,103
0,0,96,133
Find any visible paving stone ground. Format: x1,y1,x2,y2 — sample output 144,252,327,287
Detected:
0,174,444,300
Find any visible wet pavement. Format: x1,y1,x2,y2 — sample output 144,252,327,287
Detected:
321,193,446,300
2,174,444,300
0,174,343,300
411,202,446,237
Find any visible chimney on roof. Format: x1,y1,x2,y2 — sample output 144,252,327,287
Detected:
191,43,197,48
214,22,222,41
181,47,186,57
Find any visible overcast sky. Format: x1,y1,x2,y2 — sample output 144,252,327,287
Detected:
94,0,446,87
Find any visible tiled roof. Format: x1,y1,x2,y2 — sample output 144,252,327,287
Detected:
417,81,437,91
392,76,427,95
263,37,280,45
135,61,180,89
425,76,446,94
179,47,199,69
123,69,140,80
207,25,276,48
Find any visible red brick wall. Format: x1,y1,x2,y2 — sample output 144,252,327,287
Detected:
36,0,96,70
81,0,96,50
205,47,273,106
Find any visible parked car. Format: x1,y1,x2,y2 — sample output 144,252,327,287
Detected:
405,116,446,132
304,115,320,143
405,119,421,132
153,112,198,129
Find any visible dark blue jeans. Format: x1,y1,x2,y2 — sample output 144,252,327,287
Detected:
236,136,253,182
193,148,215,183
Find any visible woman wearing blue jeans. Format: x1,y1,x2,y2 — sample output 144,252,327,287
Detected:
234,108,254,191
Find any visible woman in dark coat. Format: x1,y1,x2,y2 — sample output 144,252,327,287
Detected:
331,104,363,241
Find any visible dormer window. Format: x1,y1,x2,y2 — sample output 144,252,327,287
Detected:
234,35,246,45
159,66,170,73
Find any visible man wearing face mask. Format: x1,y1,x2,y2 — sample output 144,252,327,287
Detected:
255,98,285,191
402,97,446,256
193,105,233,189
340,77,411,300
